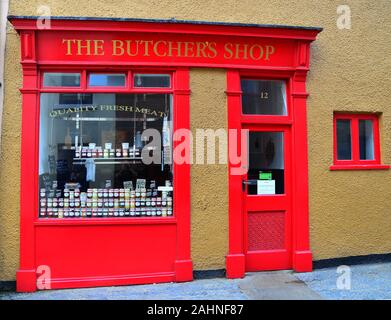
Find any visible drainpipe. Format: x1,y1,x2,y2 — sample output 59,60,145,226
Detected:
0,0,9,151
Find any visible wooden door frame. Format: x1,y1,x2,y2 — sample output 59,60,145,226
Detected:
226,69,312,278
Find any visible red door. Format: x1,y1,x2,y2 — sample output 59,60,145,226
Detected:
242,126,292,271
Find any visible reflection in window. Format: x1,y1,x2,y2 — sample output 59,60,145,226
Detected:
39,93,173,219
359,120,374,160
241,80,287,115
247,131,284,195
43,73,80,87
89,74,126,87
336,119,352,160
134,74,170,88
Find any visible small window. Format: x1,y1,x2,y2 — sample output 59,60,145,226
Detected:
333,113,387,169
89,74,126,87
134,74,170,88
336,119,352,160
241,79,287,115
43,73,80,87
359,120,374,160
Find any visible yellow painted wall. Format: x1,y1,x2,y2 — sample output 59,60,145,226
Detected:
190,69,228,270
0,24,22,281
1,0,390,280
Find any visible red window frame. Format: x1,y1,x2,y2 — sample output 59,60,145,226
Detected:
41,71,82,89
239,74,293,126
331,113,389,170
132,72,172,89
41,69,174,92
17,64,192,292
38,67,177,223
240,77,291,119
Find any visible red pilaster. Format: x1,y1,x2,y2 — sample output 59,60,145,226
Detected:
16,30,38,292
291,48,312,271
173,68,193,282
226,70,245,278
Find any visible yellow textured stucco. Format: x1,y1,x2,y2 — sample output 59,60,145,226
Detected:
1,0,390,280
0,24,22,281
190,69,228,270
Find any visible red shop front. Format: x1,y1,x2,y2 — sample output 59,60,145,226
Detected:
9,16,321,292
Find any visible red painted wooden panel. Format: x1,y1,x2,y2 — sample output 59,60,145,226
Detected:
35,224,177,279
245,250,290,271
246,195,289,212
36,31,296,68
247,211,285,251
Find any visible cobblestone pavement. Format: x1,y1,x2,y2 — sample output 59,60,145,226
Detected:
0,263,389,300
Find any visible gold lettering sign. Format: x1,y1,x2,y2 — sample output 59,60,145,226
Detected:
62,38,276,61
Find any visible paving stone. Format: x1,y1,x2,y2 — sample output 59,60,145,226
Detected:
1,263,389,300
294,262,391,300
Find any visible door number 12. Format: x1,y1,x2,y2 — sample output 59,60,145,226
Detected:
260,92,269,99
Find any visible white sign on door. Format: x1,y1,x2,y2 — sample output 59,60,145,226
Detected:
257,180,276,195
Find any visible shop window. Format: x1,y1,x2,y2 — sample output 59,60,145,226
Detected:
88,73,126,87
332,113,388,170
241,79,287,115
134,74,170,88
39,92,173,218
43,72,81,87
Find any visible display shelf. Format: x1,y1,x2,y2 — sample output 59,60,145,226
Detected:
59,117,162,122
34,217,177,226
73,157,143,165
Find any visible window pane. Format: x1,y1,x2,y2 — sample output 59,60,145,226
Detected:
39,93,173,219
359,120,374,160
336,119,352,160
89,74,126,87
247,131,284,195
241,80,287,115
134,74,170,88
43,73,80,87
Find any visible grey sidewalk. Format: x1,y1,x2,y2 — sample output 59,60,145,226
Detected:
296,262,391,300
0,262,390,300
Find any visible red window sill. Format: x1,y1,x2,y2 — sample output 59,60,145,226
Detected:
330,164,390,171
34,217,177,226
